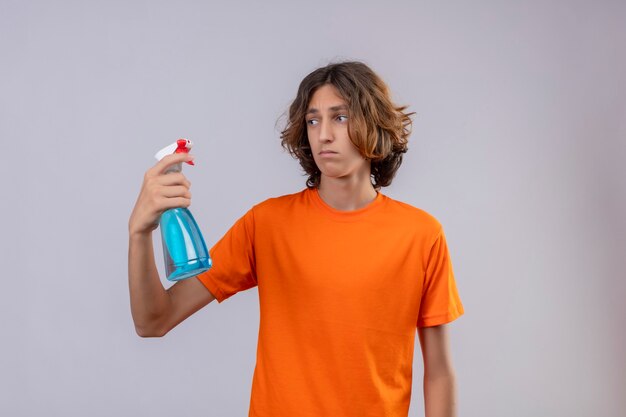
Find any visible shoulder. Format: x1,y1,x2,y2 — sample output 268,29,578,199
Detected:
382,194,443,234
249,188,308,216
384,195,440,221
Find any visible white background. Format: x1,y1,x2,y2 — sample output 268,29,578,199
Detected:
1,0,624,416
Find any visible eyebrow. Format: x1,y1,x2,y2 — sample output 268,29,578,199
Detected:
305,104,349,115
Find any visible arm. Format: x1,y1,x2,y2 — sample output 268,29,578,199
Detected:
128,152,215,337
128,231,215,337
417,324,458,417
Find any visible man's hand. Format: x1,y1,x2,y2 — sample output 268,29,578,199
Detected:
128,152,194,236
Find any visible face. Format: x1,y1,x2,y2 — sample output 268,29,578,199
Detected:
305,84,370,183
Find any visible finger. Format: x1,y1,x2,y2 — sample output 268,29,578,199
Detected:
161,196,191,210
157,172,191,188
151,153,194,176
161,186,191,199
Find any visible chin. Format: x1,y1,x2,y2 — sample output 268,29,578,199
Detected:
319,167,345,178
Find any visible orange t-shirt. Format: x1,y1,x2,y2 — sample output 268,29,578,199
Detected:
196,187,464,417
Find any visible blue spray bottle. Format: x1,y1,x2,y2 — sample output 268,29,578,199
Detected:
155,139,212,281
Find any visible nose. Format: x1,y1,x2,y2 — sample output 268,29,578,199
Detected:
319,119,333,143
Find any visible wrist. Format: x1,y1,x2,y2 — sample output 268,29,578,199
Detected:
129,228,152,241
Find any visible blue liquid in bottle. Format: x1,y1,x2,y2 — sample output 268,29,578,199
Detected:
160,207,212,281
155,139,212,281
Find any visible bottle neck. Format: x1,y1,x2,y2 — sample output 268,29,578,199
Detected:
163,162,183,174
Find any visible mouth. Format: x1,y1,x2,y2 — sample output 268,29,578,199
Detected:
319,151,338,155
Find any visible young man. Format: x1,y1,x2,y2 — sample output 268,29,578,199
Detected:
128,61,464,417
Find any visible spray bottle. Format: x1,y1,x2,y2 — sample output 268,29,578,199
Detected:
154,139,212,281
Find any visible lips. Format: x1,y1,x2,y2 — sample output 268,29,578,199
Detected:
319,150,337,155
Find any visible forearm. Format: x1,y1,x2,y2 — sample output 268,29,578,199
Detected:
423,371,457,417
128,231,171,336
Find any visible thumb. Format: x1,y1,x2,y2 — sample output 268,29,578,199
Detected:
155,152,194,175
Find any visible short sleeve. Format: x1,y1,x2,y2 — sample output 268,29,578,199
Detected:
417,227,464,327
196,208,257,303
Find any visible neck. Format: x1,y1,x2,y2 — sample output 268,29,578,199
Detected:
317,171,378,211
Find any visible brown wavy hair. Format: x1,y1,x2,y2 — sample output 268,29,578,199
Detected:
280,61,415,190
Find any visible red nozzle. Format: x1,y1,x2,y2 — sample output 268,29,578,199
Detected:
175,138,194,165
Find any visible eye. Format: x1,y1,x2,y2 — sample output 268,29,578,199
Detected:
306,119,318,126
336,115,348,122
